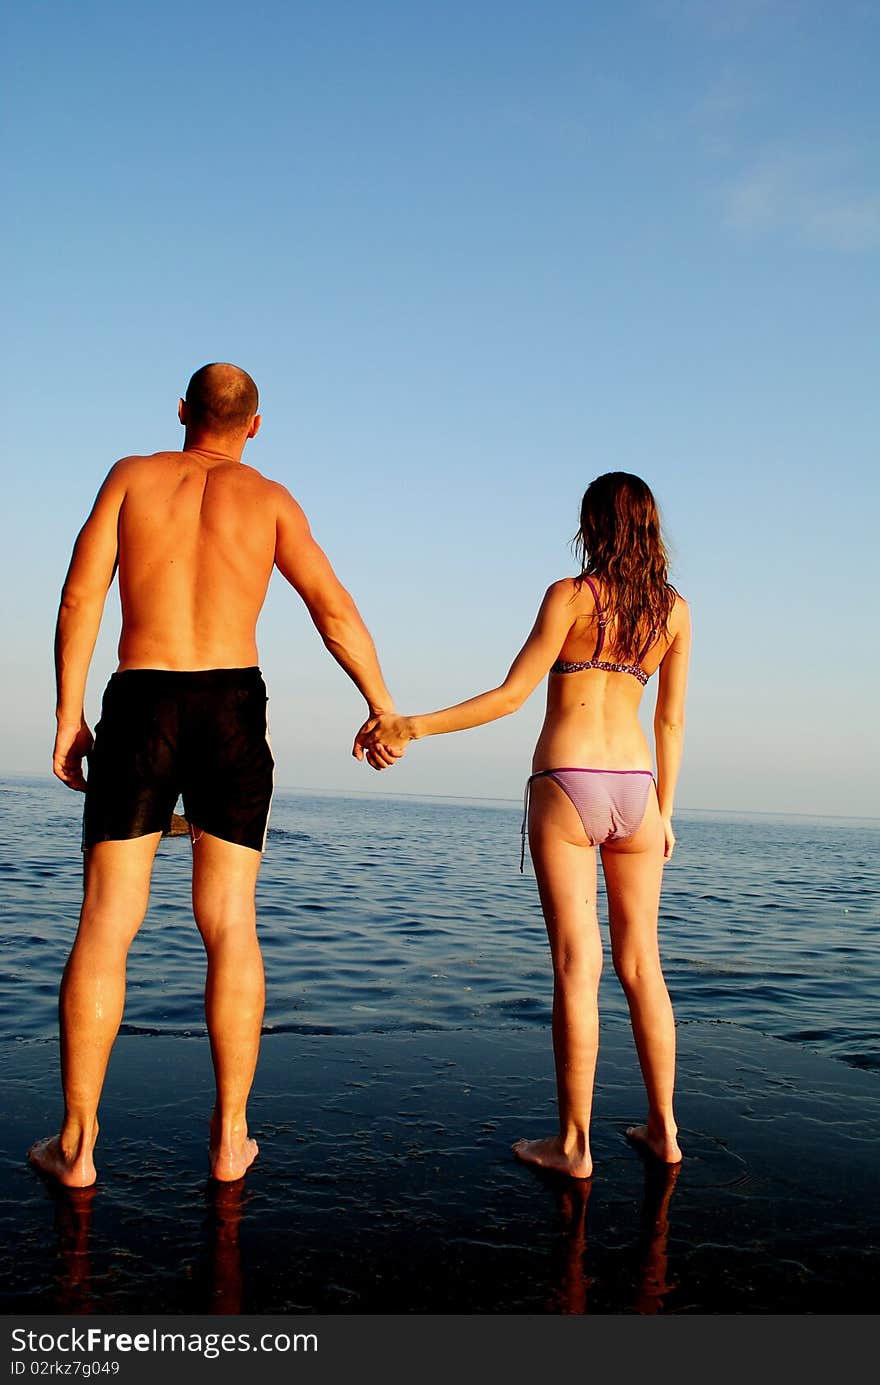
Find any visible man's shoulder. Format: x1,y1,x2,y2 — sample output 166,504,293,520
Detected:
220,467,310,529
246,469,303,509
236,459,279,485
111,449,182,474
227,464,293,508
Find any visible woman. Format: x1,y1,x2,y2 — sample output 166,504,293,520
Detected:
355,473,690,1179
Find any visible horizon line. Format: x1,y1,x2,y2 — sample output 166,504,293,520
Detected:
2,770,877,824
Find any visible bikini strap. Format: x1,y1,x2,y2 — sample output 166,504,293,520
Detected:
520,777,531,872
583,576,606,660
635,625,655,665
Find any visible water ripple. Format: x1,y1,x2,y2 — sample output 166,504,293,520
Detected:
0,780,878,1074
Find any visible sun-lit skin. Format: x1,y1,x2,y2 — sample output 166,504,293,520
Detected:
356,481,689,1178
31,365,394,1188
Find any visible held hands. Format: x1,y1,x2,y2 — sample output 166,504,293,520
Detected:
352,712,414,771
53,719,94,792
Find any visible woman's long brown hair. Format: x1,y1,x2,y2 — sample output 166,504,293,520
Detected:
573,472,677,658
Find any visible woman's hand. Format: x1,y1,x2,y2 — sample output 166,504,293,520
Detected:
661,816,676,862
352,713,414,769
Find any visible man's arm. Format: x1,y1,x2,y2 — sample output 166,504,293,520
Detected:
273,485,394,717
53,465,126,790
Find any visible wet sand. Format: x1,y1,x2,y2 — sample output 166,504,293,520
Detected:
2,1021,878,1314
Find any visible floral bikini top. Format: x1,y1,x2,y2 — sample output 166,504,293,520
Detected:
550,576,653,686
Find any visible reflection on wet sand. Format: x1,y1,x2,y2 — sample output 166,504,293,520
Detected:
45,1161,680,1317
546,1177,593,1314
547,1161,681,1314
46,1179,248,1315
206,1179,246,1315
52,1185,96,1315
634,1163,680,1314
46,1164,679,1317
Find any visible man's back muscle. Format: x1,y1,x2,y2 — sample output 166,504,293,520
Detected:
115,451,279,671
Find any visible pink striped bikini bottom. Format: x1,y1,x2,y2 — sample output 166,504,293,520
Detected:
521,767,655,870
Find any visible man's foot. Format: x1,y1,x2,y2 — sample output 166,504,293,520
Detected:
512,1135,592,1180
625,1124,682,1164
28,1135,97,1188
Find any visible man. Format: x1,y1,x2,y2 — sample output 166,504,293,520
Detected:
30,363,395,1186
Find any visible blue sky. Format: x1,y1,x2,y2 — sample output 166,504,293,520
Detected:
3,0,878,815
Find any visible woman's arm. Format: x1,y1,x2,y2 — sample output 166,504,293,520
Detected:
653,598,691,859
353,581,577,763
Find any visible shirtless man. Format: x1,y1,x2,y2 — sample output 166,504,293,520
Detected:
30,363,395,1187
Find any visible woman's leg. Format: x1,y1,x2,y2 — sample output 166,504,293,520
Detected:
601,791,681,1162
514,777,601,1179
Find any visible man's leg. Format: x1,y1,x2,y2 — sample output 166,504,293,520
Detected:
191,831,265,1182
29,833,162,1187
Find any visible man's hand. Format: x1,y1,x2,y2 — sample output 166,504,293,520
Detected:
53,720,94,792
352,713,412,770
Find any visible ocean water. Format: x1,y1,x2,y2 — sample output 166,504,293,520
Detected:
1,776,878,1074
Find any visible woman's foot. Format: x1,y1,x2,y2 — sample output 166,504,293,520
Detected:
512,1135,592,1180
625,1123,682,1164
210,1137,258,1182
209,1112,259,1182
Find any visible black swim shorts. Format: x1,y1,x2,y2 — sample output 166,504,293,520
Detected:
82,667,274,852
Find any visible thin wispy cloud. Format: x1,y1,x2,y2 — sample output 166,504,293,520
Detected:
699,70,760,121
722,146,880,251
656,0,782,38
687,69,763,156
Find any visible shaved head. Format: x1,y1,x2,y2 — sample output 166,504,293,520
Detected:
184,363,259,432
